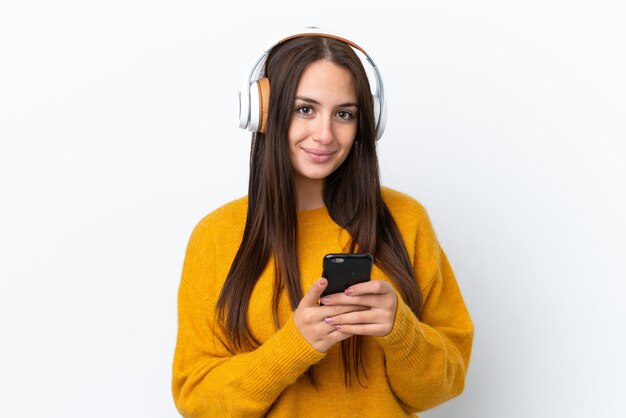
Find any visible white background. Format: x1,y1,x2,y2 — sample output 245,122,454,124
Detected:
1,1,625,417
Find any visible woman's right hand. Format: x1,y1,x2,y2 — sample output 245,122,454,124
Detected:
293,278,367,352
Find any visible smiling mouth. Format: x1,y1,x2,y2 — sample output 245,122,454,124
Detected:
302,147,336,163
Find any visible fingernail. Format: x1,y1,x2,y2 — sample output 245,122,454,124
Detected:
345,288,354,295
319,278,327,286
334,325,342,330
324,317,334,324
320,296,330,304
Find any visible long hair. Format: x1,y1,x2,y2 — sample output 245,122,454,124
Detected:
216,36,422,386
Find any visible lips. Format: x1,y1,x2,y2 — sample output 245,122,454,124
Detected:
301,147,336,163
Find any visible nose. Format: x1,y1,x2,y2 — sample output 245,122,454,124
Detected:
312,113,334,144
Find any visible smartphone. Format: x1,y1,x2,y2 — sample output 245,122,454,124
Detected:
321,253,373,298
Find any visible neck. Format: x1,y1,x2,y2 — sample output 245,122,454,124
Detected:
294,176,325,211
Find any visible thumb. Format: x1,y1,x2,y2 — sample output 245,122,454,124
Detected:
300,278,327,307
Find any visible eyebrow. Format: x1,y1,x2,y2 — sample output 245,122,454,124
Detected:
295,95,359,108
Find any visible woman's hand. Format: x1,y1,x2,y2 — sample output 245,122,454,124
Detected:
319,280,398,337
293,278,368,352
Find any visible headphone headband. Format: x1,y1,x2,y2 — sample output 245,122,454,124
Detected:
238,27,387,141
278,32,367,55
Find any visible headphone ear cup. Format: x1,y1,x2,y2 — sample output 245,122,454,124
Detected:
373,94,387,141
257,78,270,133
247,77,270,133
248,80,260,132
238,79,252,130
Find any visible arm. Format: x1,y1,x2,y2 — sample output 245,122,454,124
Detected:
376,210,474,412
320,206,473,412
171,225,326,417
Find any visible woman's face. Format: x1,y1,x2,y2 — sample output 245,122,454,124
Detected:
288,59,358,188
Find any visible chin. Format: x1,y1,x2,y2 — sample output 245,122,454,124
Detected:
302,169,333,180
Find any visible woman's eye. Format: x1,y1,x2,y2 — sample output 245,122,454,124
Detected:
296,105,313,116
337,110,354,120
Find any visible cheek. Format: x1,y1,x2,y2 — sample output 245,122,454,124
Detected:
287,126,301,164
338,127,357,151
287,119,306,145
338,145,354,165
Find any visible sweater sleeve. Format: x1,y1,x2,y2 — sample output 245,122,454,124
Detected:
376,206,474,413
171,223,326,418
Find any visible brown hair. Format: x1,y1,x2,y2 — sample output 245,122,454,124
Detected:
216,36,422,386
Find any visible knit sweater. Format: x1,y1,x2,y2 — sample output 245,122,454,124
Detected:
172,187,474,417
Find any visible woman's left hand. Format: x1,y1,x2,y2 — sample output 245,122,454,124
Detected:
319,280,398,337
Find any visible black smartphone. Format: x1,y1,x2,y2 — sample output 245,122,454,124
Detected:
321,253,373,298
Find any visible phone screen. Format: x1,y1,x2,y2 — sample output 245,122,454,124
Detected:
321,253,373,297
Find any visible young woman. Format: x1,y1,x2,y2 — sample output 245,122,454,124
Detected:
172,29,474,417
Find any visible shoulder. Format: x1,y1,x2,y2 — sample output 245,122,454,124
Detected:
380,188,444,281
195,196,248,228
381,187,429,224
380,187,440,248
188,196,248,243
181,196,248,289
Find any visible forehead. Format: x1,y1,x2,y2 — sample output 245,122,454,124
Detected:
296,60,356,98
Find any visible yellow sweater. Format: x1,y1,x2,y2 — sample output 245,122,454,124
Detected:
172,188,474,417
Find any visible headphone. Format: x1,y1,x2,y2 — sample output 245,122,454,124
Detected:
238,27,387,141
